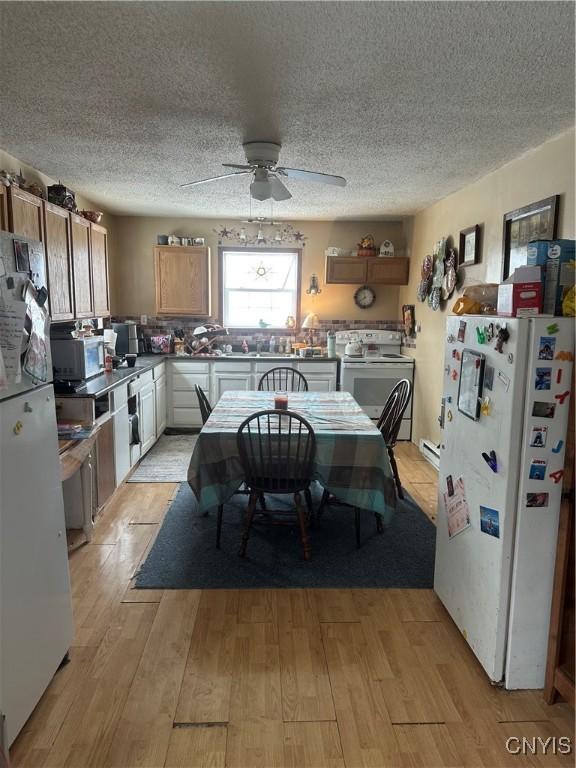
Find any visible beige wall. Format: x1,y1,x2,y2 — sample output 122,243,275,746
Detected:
398,128,576,447
111,217,406,322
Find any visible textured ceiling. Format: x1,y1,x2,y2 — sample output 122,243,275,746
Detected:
0,1,574,219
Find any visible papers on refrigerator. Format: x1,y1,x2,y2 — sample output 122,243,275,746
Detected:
22,280,49,382
0,272,27,385
443,475,471,538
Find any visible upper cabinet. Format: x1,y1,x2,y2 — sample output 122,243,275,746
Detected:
154,246,211,316
325,255,409,285
90,223,110,317
44,202,74,321
70,213,93,318
7,187,44,243
1,188,111,321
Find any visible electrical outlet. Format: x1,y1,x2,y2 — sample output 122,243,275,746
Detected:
140,314,148,325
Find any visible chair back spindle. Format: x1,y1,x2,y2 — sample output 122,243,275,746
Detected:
257,367,308,392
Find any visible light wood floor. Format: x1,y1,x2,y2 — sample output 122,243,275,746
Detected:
10,443,574,768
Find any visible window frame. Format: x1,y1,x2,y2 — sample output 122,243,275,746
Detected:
218,246,302,330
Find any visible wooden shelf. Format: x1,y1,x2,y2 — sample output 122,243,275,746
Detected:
325,255,409,285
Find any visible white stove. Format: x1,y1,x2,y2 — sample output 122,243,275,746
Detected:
335,329,414,438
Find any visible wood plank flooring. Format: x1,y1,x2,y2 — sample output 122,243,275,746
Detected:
10,449,574,768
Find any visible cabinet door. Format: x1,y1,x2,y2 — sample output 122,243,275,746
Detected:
44,202,74,321
96,417,116,508
325,256,366,284
155,375,167,438
91,223,110,316
213,372,253,402
306,377,334,392
0,185,8,231
366,257,409,285
113,402,131,486
8,187,44,242
70,214,93,318
154,246,211,315
139,382,157,456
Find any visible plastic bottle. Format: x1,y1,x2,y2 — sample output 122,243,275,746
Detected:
104,346,113,372
327,331,336,358
269,336,276,353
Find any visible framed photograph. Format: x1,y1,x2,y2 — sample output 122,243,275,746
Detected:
458,224,480,267
13,239,30,273
502,195,559,279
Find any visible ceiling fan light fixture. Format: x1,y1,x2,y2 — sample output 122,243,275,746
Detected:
250,168,272,201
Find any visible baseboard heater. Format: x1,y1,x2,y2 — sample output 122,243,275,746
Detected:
419,438,440,470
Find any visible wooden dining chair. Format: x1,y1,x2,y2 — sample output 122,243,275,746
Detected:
257,367,308,392
194,384,213,424
234,409,316,560
376,379,412,499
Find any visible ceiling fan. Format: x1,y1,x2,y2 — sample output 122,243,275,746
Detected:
180,141,347,201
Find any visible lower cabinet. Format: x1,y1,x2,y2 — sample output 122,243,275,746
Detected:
96,416,116,509
297,362,338,392
112,387,131,487
139,381,157,455
212,362,254,401
168,361,210,427
155,374,167,437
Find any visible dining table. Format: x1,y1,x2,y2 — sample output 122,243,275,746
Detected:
187,390,398,523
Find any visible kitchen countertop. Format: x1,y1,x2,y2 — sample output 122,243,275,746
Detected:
57,354,339,398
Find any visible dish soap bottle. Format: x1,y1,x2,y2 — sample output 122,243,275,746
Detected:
269,336,276,353
242,339,249,354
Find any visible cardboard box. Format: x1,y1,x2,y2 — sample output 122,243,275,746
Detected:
527,239,575,315
497,266,543,317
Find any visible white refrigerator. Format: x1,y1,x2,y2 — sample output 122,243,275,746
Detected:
0,232,73,749
434,315,573,690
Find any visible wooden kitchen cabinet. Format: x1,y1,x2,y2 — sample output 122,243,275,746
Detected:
7,186,44,243
70,213,93,318
366,256,409,285
96,417,116,509
0,186,8,231
154,245,211,315
90,223,110,317
325,254,409,285
43,202,74,321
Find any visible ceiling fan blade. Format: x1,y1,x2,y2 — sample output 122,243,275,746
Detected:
268,174,292,201
222,163,252,170
180,170,251,188
276,167,346,187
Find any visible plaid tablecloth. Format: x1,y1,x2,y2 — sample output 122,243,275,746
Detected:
187,391,397,521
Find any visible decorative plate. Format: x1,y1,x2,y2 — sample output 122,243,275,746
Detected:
428,286,441,310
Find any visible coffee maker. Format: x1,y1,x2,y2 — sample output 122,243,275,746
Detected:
112,321,139,356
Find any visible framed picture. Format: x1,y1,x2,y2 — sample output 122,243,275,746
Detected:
502,195,559,279
458,224,480,267
457,348,486,420
402,304,415,337
13,239,30,273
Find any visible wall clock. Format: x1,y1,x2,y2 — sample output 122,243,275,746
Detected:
354,285,376,308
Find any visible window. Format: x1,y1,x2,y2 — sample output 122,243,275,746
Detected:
220,248,300,328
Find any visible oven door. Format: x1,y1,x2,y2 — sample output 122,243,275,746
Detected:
341,362,414,421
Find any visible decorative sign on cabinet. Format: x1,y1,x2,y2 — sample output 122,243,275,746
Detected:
325,254,409,285
154,245,211,315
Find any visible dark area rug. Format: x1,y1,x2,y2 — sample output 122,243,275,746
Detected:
135,482,436,589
